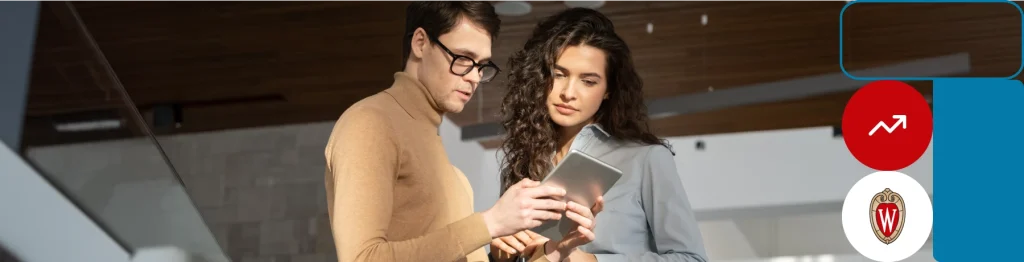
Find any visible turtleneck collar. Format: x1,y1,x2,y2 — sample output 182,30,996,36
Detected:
384,72,444,129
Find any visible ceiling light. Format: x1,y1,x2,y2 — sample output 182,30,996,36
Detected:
54,119,122,132
701,14,708,26
646,23,653,34
564,1,605,9
495,1,532,16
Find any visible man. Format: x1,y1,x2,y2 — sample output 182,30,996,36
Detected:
324,2,569,262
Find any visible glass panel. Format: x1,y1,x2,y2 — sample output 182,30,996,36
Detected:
19,3,228,262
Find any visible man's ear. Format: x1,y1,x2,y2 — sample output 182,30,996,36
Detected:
410,27,429,60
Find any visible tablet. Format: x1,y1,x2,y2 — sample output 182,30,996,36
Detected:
532,149,622,242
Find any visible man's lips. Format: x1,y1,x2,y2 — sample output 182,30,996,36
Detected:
456,90,472,101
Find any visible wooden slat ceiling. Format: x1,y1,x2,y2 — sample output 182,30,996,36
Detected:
21,1,1021,148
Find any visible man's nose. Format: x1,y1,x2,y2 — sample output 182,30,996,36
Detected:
462,66,481,84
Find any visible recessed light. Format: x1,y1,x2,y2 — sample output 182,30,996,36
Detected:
495,1,532,16
646,23,654,34
564,1,605,9
701,14,708,26
54,119,123,132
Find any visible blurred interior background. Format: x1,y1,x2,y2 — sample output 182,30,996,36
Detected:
3,1,1021,262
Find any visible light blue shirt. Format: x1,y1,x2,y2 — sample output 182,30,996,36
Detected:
555,124,708,262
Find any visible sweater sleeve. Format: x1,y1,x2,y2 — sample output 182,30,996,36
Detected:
325,108,492,262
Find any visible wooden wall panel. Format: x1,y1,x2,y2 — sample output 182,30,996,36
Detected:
21,1,1020,147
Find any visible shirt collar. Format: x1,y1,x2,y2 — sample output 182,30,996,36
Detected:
383,72,444,129
585,123,611,138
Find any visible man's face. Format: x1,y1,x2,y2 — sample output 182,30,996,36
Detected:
418,17,493,114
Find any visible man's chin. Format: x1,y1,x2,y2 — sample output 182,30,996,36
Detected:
441,101,467,114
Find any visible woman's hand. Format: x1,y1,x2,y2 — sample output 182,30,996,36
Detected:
543,197,604,261
490,230,548,261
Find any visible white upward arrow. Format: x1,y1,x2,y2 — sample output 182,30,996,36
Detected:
869,115,907,136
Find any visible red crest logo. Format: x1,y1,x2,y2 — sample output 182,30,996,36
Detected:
870,188,906,244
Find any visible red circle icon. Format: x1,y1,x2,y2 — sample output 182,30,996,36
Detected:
842,80,933,171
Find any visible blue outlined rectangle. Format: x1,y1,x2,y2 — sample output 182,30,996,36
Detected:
840,0,1024,80
933,78,1024,262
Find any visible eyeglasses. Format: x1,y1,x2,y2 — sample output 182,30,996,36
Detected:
429,36,500,83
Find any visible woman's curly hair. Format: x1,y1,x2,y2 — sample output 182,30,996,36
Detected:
498,8,670,192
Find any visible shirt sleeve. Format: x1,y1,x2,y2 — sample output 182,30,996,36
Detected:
325,108,492,262
593,145,709,262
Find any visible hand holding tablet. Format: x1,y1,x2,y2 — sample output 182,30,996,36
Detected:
532,150,622,242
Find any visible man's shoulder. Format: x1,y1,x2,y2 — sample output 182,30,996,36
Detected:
337,92,403,123
327,93,403,137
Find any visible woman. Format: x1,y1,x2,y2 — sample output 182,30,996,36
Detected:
490,7,709,262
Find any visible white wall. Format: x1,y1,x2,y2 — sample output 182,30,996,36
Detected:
0,141,131,262
440,117,500,212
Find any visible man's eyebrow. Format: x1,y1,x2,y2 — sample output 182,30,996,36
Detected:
452,47,489,61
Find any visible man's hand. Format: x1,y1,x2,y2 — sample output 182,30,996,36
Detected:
489,230,548,261
543,197,604,262
482,179,567,238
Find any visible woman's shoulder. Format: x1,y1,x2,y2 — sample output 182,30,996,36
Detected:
615,140,674,156
602,140,675,167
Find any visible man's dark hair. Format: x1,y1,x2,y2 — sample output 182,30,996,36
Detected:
402,1,501,69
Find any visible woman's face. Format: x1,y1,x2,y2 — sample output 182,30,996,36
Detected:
547,44,609,129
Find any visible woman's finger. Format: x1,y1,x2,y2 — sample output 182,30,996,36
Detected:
577,225,596,241
525,230,548,241
568,201,594,218
592,196,605,214
565,210,594,229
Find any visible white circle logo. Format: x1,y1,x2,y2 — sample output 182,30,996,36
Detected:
842,171,932,262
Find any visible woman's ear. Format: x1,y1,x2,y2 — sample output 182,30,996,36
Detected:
410,28,429,60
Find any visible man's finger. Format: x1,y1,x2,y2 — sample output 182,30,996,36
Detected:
517,179,540,188
493,239,518,254
523,243,541,257
513,231,533,245
501,236,526,251
530,209,563,221
529,198,567,211
523,185,566,199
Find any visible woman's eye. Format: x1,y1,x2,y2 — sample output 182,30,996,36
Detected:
583,80,597,86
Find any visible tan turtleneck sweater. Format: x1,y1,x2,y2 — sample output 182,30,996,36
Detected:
324,72,491,262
